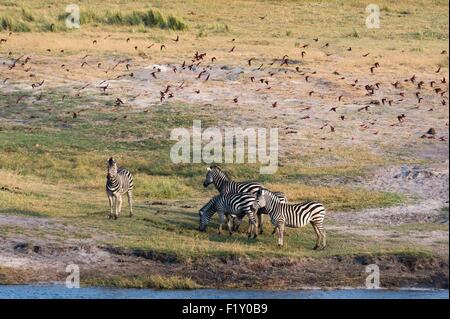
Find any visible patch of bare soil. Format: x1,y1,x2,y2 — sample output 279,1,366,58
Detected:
332,162,449,226
1,240,447,289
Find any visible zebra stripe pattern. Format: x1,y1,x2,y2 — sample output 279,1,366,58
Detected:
203,165,286,234
256,188,326,249
106,157,134,219
199,193,259,238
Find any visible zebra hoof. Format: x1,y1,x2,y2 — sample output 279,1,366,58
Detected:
113,215,118,220
129,214,133,218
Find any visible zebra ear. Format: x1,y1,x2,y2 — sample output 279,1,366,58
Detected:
206,167,211,172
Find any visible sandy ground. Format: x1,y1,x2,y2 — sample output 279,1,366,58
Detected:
0,162,447,289
0,34,448,288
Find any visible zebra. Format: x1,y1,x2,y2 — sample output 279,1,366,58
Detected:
203,165,287,234
231,191,288,234
256,188,326,249
106,157,134,220
198,193,259,238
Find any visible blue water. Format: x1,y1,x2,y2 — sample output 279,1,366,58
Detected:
0,284,448,299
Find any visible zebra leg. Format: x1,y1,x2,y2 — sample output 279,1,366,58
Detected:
311,223,321,250
127,191,133,218
218,212,224,235
279,223,285,246
321,229,327,249
257,212,264,235
115,195,123,219
276,226,282,246
227,215,234,236
107,194,114,219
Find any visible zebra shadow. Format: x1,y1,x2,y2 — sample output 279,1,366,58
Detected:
206,231,260,245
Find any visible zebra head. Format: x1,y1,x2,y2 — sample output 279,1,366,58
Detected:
256,188,269,207
203,167,214,187
107,157,118,178
203,165,229,188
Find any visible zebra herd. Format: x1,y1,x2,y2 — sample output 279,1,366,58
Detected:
105,159,327,249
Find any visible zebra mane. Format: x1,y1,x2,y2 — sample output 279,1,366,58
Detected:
210,165,232,181
200,195,217,213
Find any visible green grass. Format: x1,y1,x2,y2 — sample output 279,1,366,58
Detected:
84,274,201,289
0,7,186,32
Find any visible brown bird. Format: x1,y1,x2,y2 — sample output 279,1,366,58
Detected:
272,102,277,108
329,107,337,112
338,95,343,102
397,114,406,122
16,95,26,104
308,91,314,96
426,128,436,135
346,47,352,51
233,97,238,103
362,52,370,57
229,46,235,53
305,75,310,82
211,57,217,62
126,38,130,42
172,35,179,42
436,66,441,73
160,44,166,50
301,51,306,58
358,106,370,112
248,57,256,66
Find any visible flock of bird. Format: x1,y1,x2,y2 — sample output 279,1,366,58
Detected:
0,21,449,143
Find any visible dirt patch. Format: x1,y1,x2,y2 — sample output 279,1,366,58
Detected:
0,234,448,289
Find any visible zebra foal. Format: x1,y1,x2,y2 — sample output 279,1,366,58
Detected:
198,193,259,238
106,157,134,219
256,189,326,249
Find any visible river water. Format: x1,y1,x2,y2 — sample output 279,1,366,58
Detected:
0,284,448,299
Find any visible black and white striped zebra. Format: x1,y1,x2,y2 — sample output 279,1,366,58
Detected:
203,165,287,234
198,193,259,238
256,188,326,249
106,157,134,219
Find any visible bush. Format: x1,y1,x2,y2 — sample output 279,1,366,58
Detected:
0,16,31,32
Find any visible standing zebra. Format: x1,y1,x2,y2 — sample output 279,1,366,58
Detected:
198,193,259,238
256,188,326,249
203,165,287,234
106,157,134,220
